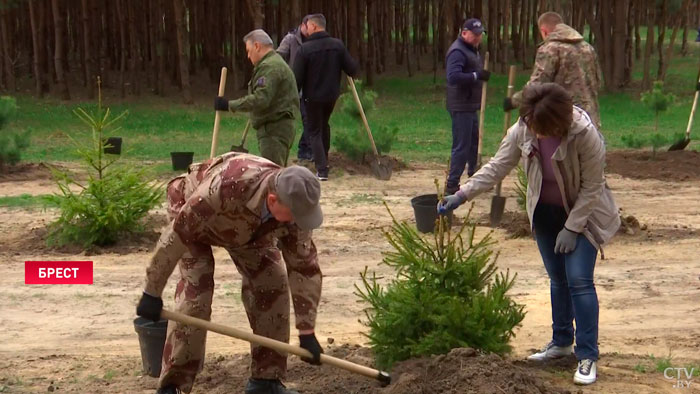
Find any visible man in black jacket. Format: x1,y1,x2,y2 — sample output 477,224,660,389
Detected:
293,13,359,181
444,18,490,195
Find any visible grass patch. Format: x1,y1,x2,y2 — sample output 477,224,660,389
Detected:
5,46,700,171
0,194,48,209
634,363,648,373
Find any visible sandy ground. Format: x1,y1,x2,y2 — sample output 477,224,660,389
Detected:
0,162,699,393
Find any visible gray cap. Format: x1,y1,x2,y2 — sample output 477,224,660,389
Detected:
276,166,323,230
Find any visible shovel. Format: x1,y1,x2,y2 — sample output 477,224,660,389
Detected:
160,309,391,386
210,67,228,158
490,65,517,227
668,67,700,151
346,76,393,180
477,52,490,169
230,120,252,153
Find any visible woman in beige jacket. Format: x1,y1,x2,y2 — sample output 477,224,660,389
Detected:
439,83,620,385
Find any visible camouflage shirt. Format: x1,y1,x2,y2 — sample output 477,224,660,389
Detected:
144,152,322,330
512,23,602,128
228,51,300,129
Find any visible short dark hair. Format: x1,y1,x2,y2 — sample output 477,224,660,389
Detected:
306,13,326,29
301,15,310,25
519,83,573,137
538,12,563,28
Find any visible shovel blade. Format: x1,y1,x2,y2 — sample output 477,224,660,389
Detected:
489,195,506,227
668,137,690,151
370,156,393,181
230,145,249,154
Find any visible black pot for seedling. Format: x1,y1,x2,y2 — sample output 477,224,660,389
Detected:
170,152,194,171
103,137,122,155
411,193,452,233
134,317,168,377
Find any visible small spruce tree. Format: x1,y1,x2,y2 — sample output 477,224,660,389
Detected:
355,181,526,368
0,96,31,171
640,81,675,158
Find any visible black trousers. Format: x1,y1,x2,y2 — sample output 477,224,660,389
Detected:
304,99,337,173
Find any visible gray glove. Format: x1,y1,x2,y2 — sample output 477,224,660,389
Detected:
554,228,578,254
437,192,467,215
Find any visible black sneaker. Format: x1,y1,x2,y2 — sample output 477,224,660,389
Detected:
245,378,299,394
316,170,329,181
155,385,180,394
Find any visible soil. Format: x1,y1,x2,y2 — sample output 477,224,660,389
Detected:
1,156,699,393
605,150,700,182
0,162,57,182
477,210,533,239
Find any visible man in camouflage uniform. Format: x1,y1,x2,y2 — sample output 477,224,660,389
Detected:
136,152,324,394
504,12,602,129
215,29,300,166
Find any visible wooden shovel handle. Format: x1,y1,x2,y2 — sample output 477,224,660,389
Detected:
685,71,700,138
495,65,518,196
346,76,380,157
160,309,390,384
477,52,489,158
210,67,228,158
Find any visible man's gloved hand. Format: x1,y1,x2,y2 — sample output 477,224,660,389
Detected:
437,191,467,215
696,81,700,91
554,228,578,254
477,69,491,81
503,97,516,112
299,333,323,365
214,96,229,111
136,292,163,322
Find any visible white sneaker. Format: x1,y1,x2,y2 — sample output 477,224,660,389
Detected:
527,340,574,361
574,359,597,385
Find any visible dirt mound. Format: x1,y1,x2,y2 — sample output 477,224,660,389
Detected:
0,162,57,182
605,149,700,182
477,211,532,239
191,345,566,394
327,152,409,176
2,212,167,256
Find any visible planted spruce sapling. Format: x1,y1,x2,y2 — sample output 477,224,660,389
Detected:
44,79,163,248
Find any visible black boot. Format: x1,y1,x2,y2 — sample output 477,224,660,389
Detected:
155,385,180,394
244,378,299,394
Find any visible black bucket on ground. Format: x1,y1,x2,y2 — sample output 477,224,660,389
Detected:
170,152,194,171
134,317,168,377
103,137,122,155
411,193,452,233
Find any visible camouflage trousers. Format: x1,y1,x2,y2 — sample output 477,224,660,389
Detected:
159,179,291,393
255,116,295,167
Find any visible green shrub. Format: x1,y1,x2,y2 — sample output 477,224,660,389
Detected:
334,124,398,162
621,133,647,149
44,86,163,247
0,96,31,170
339,79,378,119
355,198,526,369
640,81,675,158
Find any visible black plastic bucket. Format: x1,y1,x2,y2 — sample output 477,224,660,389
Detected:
170,152,194,171
134,317,168,377
411,194,452,233
103,137,122,155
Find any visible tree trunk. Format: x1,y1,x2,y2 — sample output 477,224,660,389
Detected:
656,0,667,79
115,0,127,97
28,0,44,97
173,0,193,104
51,0,70,99
642,0,654,89
659,0,690,81
0,4,16,92
230,0,239,94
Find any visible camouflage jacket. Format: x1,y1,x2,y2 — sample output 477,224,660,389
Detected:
144,152,321,330
512,23,602,128
229,51,300,129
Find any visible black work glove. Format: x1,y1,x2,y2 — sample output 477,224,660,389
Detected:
696,81,700,91
477,69,491,81
136,292,163,322
299,333,323,365
214,96,229,111
503,97,516,112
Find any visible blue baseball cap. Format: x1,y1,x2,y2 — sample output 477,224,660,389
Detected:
463,18,485,35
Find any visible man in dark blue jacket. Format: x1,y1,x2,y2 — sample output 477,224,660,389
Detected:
293,13,359,181
445,18,490,195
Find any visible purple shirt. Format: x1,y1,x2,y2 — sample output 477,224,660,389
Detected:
538,137,564,206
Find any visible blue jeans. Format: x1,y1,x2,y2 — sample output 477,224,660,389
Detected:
447,111,479,188
533,203,599,361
